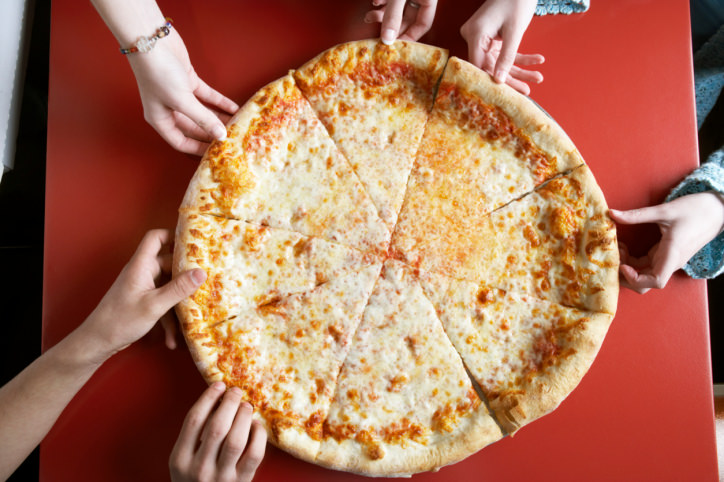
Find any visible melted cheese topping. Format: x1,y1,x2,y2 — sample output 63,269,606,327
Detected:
177,213,377,325
295,41,446,230
318,260,485,464
213,264,381,444
188,74,390,254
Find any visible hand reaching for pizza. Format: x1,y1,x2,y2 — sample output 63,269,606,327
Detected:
77,229,206,363
366,0,544,95
364,0,438,44
90,0,238,156
170,383,267,482
460,0,543,95
127,33,239,156
609,192,724,294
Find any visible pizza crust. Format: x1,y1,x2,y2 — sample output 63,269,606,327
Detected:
443,57,583,174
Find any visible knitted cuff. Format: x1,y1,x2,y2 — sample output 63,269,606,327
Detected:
535,0,590,16
666,149,724,279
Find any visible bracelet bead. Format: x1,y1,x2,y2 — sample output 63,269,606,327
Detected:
120,17,173,55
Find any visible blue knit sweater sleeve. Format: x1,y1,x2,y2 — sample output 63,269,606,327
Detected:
665,150,724,279
536,0,589,16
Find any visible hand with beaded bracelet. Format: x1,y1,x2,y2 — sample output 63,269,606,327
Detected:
91,0,239,155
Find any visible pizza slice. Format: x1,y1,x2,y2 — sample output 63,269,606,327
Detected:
179,72,390,255
394,165,619,314
391,56,584,276
315,259,502,476
294,40,448,230
421,274,613,434
173,212,378,330
183,263,382,463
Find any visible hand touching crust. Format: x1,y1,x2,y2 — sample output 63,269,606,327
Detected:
127,33,239,156
77,229,206,363
170,383,267,482
365,0,438,44
460,0,543,95
366,0,543,95
610,192,724,293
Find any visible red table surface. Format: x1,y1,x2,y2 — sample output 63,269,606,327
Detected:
43,0,717,480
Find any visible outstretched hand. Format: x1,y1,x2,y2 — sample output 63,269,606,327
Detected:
78,229,206,362
610,192,724,293
127,33,239,156
365,0,438,44
460,0,543,95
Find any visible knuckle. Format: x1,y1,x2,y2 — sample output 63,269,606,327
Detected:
184,409,207,430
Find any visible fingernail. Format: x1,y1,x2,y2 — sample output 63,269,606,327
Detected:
381,29,396,45
495,69,508,83
191,269,207,285
230,386,243,395
212,125,227,140
211,381,225,391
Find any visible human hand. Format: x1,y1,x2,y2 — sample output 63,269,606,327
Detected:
460,0,543,95
365,0,438,44
170,383,267,482
78,229,206,362
127,32,239,156
609,192,724,293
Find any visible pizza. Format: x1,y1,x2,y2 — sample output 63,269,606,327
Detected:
173,39,619,477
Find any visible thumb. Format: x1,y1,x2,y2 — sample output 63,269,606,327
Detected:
609,205,667,226
152,269,207,317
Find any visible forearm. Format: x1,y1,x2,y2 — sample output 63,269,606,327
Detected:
90,0,167,46
0,326,111,479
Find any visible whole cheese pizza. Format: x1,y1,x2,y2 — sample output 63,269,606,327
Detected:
173,39,619,477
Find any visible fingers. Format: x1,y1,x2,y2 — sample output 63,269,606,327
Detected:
146,106,210,156
134,229,172,262
173,382,227,463
398,2,437,41
175,95,228,142
216,401,253,470
197,387,245,464
494,26,525,83
237,421,267,481
619,262,675,294
160,313,179,350
609,207,668,226
380,0,407,44
149,269,207,320
170,384,266,482
194,78,239,116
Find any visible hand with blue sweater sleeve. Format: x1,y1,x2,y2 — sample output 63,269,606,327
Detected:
610,148,724,293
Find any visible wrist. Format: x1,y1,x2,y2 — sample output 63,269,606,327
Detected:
91,0,167,47
46,325,112,376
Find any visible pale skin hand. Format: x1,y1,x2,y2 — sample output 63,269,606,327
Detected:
460,0,543,95
91,0,238,156
170,383,267,482
365,0,438,43
609,191,724,294
0,229,206,480
366,0,543,95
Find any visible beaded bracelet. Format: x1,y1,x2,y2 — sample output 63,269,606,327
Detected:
119,17,173,54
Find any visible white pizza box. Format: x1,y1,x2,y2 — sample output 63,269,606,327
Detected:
0,0,32,184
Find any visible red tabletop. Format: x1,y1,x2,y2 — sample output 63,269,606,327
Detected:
43,0,718,480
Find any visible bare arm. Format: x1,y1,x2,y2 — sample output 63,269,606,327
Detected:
90,0,238,155
0,230,206,478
